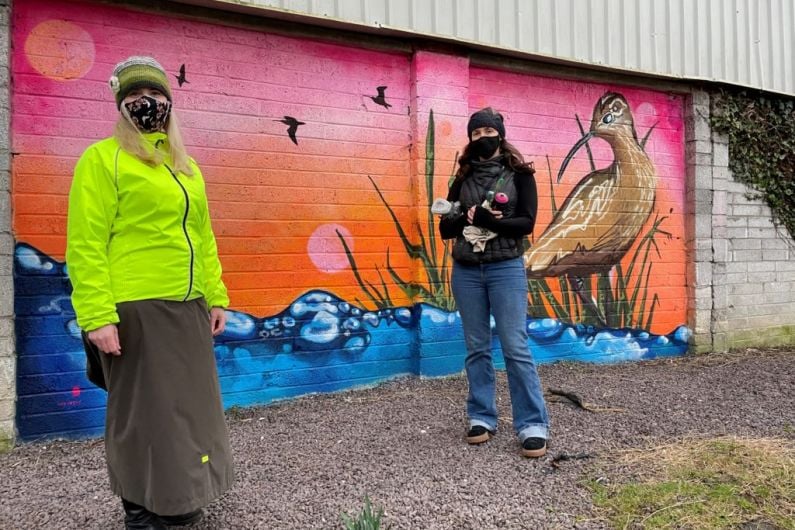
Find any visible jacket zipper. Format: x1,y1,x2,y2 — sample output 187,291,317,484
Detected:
165,164,194,301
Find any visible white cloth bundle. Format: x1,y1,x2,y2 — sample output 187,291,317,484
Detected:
463,225,497,252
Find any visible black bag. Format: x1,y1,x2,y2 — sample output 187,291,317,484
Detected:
81,331,107,391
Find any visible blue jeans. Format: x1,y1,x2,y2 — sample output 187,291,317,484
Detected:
452,257,549,441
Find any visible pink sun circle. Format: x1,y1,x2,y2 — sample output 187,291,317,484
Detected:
307,224,353,273
25,20,95,81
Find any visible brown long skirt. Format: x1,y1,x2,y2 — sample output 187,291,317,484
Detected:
99,298,234,516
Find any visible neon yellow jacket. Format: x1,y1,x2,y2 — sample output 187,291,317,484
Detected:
66,132,229,331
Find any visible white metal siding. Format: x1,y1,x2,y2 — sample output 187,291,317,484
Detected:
183,0,795,96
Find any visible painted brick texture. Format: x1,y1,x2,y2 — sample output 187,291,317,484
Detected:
10,0,692,441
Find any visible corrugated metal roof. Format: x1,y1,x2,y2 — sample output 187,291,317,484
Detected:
178,0,795,96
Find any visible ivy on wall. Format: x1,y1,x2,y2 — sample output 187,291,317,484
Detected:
710,91,795,240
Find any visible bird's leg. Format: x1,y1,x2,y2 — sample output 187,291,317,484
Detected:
568,276,607,327
597,269,616,327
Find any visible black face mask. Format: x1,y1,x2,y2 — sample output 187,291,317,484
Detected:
469,135,501,159
124,95,171,132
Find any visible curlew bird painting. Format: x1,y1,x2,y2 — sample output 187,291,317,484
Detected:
524,92,663,325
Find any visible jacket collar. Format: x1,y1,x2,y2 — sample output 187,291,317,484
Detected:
142,131,169,151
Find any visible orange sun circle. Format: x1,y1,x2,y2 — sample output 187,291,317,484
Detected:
25,20,95,81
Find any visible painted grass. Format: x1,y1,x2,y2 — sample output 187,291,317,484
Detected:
340,110,456,311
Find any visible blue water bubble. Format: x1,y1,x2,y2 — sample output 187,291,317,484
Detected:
363,312,380,327
37,296,73,316
16,246,56,273
282,316,296,328
299,310,339,344
338,302,351,313
673,326,692,343
263,318,280,330
395,308,412,326
223,311,257,339
344,336,366,352
527,318,563,340
66,319,81,340
343,317,361,331
588,331,648,361
424,307,450,324
562,327,579,343
290,292,339,317
306,292,333,303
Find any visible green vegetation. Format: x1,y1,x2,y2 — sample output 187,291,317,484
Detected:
711,90,795,240
588,437,795,529
341,496,388,530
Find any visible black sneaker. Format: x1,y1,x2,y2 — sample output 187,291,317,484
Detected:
466,425,493,444
158,509,203,526
521,437,547,458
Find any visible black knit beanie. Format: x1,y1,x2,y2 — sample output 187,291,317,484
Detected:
467,107,506,139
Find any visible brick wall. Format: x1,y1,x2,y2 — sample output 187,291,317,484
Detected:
716,140,795,349
686,91,795,352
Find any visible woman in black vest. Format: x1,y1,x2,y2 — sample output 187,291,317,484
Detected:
438,108,549,457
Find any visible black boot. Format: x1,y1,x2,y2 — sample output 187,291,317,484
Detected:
158,509,203,526
122,499,167,530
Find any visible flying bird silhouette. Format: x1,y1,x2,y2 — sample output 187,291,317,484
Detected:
369,86,391,109
175,64,189,87
276,116,305,145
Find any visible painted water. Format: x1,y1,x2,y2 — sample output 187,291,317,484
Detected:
14,244,690,440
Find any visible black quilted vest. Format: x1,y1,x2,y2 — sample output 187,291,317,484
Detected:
452,157,526,265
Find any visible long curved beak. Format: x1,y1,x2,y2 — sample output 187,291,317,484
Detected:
557,132,594,183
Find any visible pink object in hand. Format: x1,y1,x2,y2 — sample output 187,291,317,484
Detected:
495,192,509,204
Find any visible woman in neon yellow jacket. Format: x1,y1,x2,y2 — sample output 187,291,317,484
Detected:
66,56,233,530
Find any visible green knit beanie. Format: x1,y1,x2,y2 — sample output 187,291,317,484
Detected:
109,56,172,109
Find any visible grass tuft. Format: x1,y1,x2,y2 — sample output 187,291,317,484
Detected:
587,436,795,529
341,496,388,530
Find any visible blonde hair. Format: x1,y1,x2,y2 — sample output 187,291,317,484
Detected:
114,107,194,176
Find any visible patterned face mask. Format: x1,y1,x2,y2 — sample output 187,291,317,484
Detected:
124,95,171,132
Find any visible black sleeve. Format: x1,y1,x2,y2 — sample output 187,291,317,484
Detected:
438,179,467,240
471,171,538,237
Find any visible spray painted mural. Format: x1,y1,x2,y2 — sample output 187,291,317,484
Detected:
12,0,690,440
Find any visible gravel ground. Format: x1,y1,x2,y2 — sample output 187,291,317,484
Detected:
1,349,793,529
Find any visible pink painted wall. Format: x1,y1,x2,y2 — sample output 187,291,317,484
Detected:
469,67,687,333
